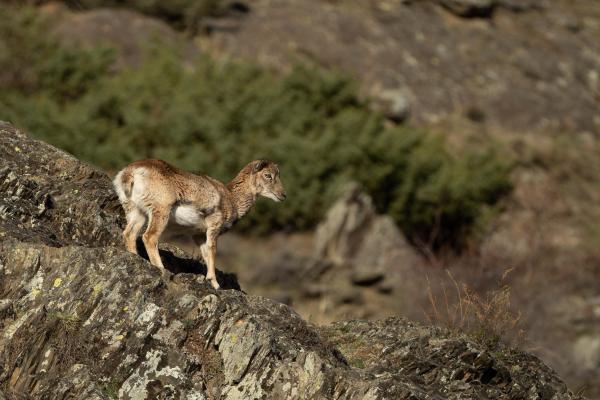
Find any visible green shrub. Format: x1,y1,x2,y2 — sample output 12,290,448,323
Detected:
0,6,512,250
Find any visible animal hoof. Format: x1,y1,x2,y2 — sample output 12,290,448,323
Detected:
162,269,173,282
210,279,220,290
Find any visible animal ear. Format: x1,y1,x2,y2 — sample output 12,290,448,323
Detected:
252,160,268,173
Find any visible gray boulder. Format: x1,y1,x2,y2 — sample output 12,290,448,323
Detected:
313,182,422,292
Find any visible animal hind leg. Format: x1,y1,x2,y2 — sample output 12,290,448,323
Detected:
123,205,146,254
142,208,169,272
191,234,207,263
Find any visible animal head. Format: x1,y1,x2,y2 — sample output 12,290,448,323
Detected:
250,160,286,202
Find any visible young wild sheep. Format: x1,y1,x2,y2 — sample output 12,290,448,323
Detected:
113,159,286,289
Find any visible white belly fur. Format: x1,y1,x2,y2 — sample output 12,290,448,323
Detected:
160,205,207,244
172,204,203,226
169,205,202,227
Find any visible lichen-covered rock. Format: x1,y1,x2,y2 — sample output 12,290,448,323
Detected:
319,319,580,400
0,241,343,399
0,121,123,247
0,124,584,399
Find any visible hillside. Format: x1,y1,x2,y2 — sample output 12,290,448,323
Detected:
0,123,585,398
23,0,600,135
203,0,600,135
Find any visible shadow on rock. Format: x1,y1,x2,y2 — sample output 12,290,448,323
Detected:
135,239,242,291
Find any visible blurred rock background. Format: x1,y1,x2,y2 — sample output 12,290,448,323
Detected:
1,0,599,396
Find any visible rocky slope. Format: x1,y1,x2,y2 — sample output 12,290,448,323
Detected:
0,122,584,399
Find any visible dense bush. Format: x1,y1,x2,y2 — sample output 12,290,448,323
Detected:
0,6,512,250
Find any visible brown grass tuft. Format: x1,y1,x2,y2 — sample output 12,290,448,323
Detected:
425,269,524,349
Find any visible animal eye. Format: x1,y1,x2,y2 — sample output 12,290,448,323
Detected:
264,173,272,180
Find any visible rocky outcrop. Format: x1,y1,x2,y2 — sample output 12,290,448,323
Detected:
0,123,584,399
313,182,422,288
0,121,122,247
1,242,352,399
319,318,579,399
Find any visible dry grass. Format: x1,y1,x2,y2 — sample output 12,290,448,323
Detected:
425,269,524,349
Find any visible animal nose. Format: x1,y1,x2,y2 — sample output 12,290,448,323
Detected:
281,192,287,200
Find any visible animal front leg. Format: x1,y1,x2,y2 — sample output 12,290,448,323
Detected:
203,227,220,290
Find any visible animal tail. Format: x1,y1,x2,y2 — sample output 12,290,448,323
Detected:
113,169,134,205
